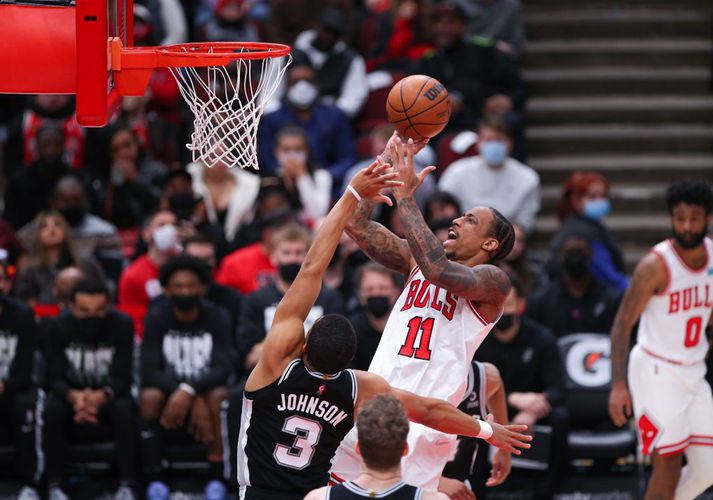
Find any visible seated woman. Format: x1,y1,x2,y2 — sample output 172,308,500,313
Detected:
15,211,105,305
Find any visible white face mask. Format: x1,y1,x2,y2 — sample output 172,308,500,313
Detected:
153,224,178,252
287,80,319,110
277,150,307,165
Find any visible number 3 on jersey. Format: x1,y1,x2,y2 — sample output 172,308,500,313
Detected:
273,415,322,470
399,316,434,360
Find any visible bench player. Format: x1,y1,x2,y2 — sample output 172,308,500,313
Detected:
609,179,713,499
331,136,517,490
237,161,531,500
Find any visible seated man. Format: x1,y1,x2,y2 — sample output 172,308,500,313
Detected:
306,395,448,500
139,256,232,500
474,273,568,500
527,235,621,337
43,279,137,500
0,262,39,500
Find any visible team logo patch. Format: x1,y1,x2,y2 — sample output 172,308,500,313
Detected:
565,337,611,388
638,413,660,455
317,384,326,396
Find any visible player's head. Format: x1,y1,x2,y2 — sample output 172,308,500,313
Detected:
666,179,713,250
444,207,515,265
355,395,410,472
303,314,357,375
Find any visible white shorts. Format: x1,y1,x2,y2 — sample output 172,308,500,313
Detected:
330,422,458,491
628,345,713,456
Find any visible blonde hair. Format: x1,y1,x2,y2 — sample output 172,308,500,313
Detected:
28,210,80,271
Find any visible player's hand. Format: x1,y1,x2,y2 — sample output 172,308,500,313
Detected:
381,132,429,164
348,158,403,206
161,388,193,429
608,381,633,427
484,414,532,455
389,137,435,200
188,396,215,445
487,448,512,487
437,477,475,500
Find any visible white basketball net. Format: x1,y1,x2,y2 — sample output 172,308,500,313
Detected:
169,48,291,170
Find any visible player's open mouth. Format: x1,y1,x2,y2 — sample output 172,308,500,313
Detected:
447,229,457,240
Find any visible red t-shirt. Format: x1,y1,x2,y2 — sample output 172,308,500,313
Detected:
118,254,160,337
216,243,276,294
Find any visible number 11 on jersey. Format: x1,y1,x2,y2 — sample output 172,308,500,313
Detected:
398,316,434,360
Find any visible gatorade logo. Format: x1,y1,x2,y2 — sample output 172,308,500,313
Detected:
424,83,445,101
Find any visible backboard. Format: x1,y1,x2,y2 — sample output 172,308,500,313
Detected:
0,0,133,126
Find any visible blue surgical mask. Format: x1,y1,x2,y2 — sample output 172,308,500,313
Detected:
480,140,508,167
583,198,611,221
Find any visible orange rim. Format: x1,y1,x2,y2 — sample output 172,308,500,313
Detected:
157,41,291,62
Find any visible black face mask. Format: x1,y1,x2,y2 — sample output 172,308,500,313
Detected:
171,294,200,311
346,249,369,268
73,316,105,337
59,206,86,227
563,252,591,280
673,229,707,250
277,263,301,283
365,296,391,318
494,314,516,332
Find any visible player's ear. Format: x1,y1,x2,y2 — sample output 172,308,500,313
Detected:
402,443,409,457
355,442,362,457
481,237,499,254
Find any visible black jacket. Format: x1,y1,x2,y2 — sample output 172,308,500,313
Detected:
0,298,36,397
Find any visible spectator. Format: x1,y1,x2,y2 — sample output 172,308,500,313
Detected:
216,207,294,294
0,218,25,266
0,261,39,500
52,266,86,308
293,6,368,118
15,211,104,306
418,2,527,134
321,228,361,315
43,279,137,500
119,94,180,167
236,223,343,375
18,176,123,273
199,0,260,42
118,210,179,317
454,0,525,57
273,126,332,224
258,59,357,187
499,223,547,294
187,156,260,243
423,191,462,227
550,171,628,292
349,263,402,370
139,256,231,500
527,235,621,338
474,274,568,499
89,124,162,239
365,0,433,72
438,116,540,233
5,125,70,229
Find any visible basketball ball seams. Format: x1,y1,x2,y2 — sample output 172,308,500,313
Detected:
386,74,450,139
385,93,451,124
401,76,432,113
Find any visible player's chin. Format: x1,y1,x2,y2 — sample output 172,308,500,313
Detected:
443,239,456,259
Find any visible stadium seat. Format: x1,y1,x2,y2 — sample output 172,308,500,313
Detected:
436,130,478,173
355,70,406,135
556,333,637,463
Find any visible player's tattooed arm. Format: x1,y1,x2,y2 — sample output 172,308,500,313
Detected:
395,195,510,303
345,198,414,275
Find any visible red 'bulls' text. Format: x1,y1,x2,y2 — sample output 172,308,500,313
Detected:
401,279,458,320
669,284,713,314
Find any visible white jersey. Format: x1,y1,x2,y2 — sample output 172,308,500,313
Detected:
368,266,495,406
637,237,713,365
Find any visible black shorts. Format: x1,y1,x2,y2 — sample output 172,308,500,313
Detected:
240,486,306,500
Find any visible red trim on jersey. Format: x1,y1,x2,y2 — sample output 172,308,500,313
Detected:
406,266,420,284
656,435,713,456
466,300,488,326
667,238,710,274
329,472,346,485
640,346,703,366
650,249,670,296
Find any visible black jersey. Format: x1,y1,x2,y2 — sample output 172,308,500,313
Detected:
442,361,488,481
238,359,357,495
326,481,423,499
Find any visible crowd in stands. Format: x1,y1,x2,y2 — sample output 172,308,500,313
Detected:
0,0,675,499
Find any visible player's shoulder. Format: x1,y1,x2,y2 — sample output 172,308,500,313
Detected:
636,249,668,276
304,486,327,500
422,490,449,500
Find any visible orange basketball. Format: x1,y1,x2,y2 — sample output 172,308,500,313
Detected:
386,74,451,140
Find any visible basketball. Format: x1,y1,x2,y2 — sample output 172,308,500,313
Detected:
386,74,451,141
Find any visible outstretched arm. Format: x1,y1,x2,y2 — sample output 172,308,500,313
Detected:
390,138,510,305
246,163,402,390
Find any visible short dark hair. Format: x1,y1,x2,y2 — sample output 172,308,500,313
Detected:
183,233,216,249
357,395,409,471
354,263,403,291
70,279,110,302
305,314,356,374
478,115,511,139
276,125,309,147
159,255,212,287
502,268,526,299
487,208,516,263
666,179,713,215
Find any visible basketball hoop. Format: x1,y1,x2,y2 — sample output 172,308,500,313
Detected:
112,40,292,170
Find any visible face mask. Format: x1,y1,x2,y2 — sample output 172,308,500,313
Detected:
480,140,508,167
365,296,391,318
171,294,200,311
74,316,105,336
277,150,307,165
672,229,707,250
277,262,302,283
563,252,590,280
494,313,516,332
582,198,611,221
59,206,86,227
110,167,125,186
287,80,319,110
153,224,178,252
